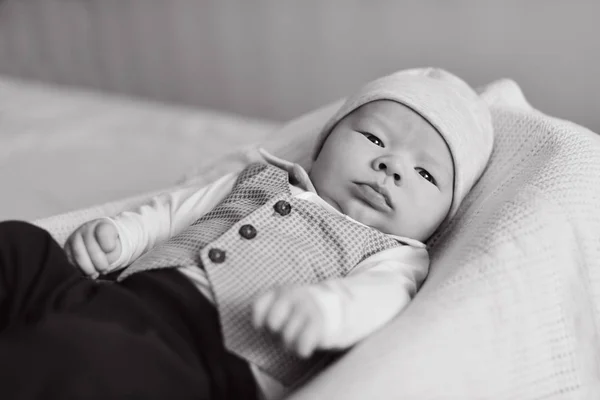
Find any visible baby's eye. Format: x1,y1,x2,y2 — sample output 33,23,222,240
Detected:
361,133,384,148
417,168,437,185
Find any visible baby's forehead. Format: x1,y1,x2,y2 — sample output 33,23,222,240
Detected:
350,100,438,135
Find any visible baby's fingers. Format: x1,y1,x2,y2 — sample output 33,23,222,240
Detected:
281,311,307,351
69,232,98,278
252,290,277,329
263,296,293,334
83,225,109,274
95,222,118,253
253,290,293,334
295,319,322,358
64,236,76,266
95,222,121,264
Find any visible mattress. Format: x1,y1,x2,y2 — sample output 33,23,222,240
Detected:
0,75,279,221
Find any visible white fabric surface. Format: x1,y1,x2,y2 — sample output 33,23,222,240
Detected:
34,78,600,398
0,74,278,221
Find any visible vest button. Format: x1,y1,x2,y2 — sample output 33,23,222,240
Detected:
273,200,292,216
239,224,257,239
208,248,226,263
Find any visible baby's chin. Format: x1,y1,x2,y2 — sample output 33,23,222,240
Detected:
335,198,414,237
349,211,417,239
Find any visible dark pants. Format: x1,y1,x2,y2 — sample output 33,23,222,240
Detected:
0,221,258,400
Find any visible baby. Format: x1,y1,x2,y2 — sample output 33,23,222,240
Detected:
0,68,492,399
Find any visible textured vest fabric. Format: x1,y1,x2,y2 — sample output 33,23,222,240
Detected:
118,162,401,385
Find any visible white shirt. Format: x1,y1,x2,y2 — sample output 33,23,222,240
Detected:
103,149,429,399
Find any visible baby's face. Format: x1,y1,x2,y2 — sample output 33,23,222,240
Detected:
310,100,454,242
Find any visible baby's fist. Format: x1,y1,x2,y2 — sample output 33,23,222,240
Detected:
252,286,325,358
64,218,121,278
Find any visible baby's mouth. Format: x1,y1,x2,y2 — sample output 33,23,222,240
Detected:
352,182,393,212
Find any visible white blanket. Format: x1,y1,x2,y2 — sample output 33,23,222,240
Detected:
36,79,600,399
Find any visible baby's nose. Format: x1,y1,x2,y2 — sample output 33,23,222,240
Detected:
376,161,401,182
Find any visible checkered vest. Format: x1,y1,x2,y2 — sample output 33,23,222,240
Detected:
118,162,401,385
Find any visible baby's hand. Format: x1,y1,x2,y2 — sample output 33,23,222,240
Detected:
252,286,325,358
64,219,121,278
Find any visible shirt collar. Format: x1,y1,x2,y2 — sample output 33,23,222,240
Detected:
259,148,316,192
258,148,426,249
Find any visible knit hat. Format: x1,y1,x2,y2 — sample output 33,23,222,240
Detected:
313,67,494,222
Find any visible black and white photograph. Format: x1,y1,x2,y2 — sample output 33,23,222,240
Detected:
0,1,599,399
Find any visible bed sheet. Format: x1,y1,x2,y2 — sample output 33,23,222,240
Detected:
0,75,279,221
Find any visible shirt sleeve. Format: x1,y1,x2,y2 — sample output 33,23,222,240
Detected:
105,172,238,270
310,244,430,350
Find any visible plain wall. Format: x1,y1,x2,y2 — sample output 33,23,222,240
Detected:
1,0,599,131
